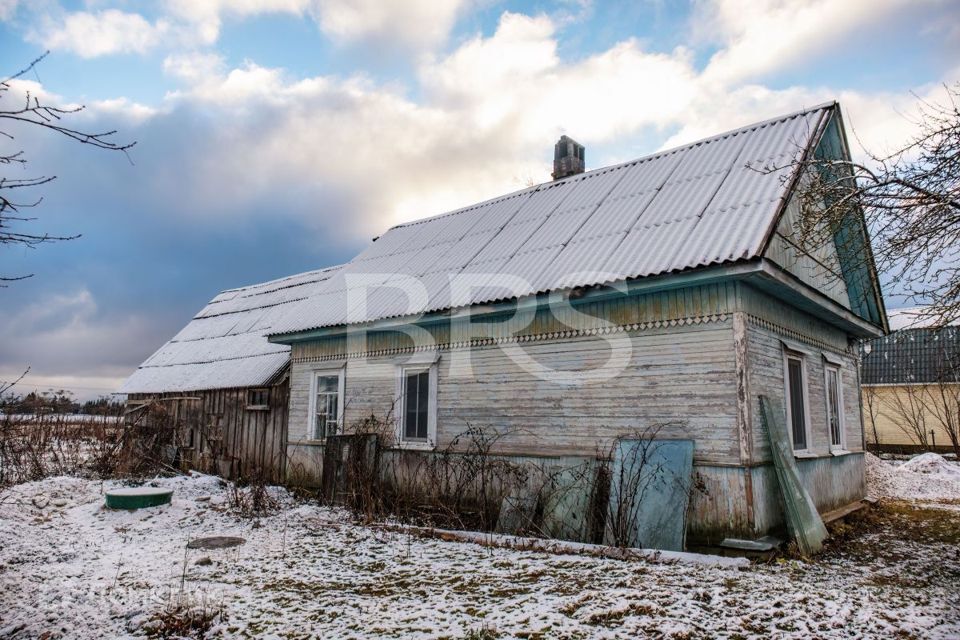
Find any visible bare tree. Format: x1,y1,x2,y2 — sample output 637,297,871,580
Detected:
882,384,932,449
923,334,960,456
862,384,883,451
778,83,960,326
1,52,135,283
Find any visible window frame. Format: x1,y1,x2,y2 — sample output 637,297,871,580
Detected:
307,367,346,442
782,348,813,454
246,388,270,411
823,363,846,451
395,362,438,450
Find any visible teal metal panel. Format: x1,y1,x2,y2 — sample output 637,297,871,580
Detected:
814,114,882,326
604,439,694,551
539,459,599,543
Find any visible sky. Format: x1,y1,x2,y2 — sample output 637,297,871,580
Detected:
0,0,958,401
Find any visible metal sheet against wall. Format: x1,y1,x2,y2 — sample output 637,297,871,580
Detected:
751,453,865,535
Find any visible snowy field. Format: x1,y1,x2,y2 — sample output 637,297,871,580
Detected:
0,454,958,639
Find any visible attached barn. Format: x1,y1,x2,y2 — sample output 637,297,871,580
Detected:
119,266,340,482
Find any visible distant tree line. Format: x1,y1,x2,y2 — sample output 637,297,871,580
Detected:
0,390,124,415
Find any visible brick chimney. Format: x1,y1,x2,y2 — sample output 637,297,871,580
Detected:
552,135,585,180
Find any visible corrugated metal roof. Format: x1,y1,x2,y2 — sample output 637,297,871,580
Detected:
861,327,960,385
269,104,832,336
119,265,342,394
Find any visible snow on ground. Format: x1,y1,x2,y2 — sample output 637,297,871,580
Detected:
866,452,960,503
1,472,958,639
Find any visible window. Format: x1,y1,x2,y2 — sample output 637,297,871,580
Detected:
246,388,269,410
825,365,844,449
403,369,430,441
784,353,810,451
396,363,437,447
310,370,344,440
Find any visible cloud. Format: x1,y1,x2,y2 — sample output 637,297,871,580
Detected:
0,288,158,399
30,0,469,59
162,0,314,48
0,0,18,22
314,0,469,52
162,52,227,86
37,10,171,58
38,7,945,240
139,13,699,233
695,0,923,85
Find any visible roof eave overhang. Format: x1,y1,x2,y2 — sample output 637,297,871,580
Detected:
269,258,884,344
748,259,884,339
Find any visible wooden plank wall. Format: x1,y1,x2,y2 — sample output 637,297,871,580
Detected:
128,379,289,483
750,453,866,535
288,281,743,466
739,284,862,464
764,183,852,310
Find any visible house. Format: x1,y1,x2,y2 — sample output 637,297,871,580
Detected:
259,102,887,543
861,313,960,454
119,265,341,482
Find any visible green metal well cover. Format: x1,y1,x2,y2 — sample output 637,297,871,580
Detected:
105,487,173,510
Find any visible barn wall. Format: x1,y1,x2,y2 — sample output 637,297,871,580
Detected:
127,379,289,483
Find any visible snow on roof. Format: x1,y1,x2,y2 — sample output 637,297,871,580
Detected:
269,104,834,337
119,265,342,394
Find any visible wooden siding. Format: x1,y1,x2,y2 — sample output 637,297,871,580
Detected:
740,294,862,464
128,380,289,483
750,453,866,535
289,323,741,465
291,282,738,362
765,183,852,310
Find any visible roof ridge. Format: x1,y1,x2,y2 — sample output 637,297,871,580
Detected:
218,264,343,295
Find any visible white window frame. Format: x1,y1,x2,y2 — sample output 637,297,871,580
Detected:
395,361,438,450
823,363,846,452
782,348,812,454
307,366,346,442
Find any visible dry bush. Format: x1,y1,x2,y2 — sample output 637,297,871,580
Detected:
0,412,125,486
0,400,190,489
228,468,280,518
145,594,225,639
378,425,530,531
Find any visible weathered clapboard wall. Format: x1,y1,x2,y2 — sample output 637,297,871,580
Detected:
289,282,740,462
765,182,852,309
291,323,738,463
734,285,865,537
128,378,289,483
739,285,862,464
285,280,871,539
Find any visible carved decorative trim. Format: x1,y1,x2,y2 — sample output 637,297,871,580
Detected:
292,313,732,363
745,314,851,354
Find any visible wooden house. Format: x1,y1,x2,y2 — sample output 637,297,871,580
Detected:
264,103,887,543
119,266,340,482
